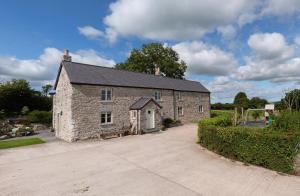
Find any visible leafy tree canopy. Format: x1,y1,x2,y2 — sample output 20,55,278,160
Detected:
249,97,268,109
234,92,249,109
0,79,52,116
42,84,53,96
281,89,300,111
115,43,187,79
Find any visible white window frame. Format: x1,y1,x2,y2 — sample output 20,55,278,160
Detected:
101,111,113,124
177,91,182,101
177,106,183,116
101,88,112,101
199,105,204,113
154,91,161,101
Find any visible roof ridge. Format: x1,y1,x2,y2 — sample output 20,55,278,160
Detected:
63,60,200,84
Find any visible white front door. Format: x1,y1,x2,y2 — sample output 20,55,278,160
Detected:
146,109,155,129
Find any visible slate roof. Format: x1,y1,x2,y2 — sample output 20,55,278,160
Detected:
130,97,162,110
54,61,210,93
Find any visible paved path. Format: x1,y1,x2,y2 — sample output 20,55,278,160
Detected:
0,124,300,196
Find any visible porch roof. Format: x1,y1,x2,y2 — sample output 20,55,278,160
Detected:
130,97,162,110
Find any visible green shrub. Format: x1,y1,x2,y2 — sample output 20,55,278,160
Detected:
162,118,174,128
251,111,260,121
26,110,52,124
198,124,300,173
272,111,300,133
199,110,232,127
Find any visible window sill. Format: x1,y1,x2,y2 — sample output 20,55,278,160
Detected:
100,123,114,126
100,100,113,103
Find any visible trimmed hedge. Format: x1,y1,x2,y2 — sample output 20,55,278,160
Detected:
198,125,300,173
198,111,300,173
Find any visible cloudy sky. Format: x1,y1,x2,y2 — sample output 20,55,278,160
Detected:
1,0,300,103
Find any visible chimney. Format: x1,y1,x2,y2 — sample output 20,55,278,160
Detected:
63,49,72,62
154,63,161,76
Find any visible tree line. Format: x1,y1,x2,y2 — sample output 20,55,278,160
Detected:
0,79,52,117
212,92,269,110
212,90,300,111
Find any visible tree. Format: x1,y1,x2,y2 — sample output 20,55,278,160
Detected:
0,79,33,114
0,79,52,115
249,97,268,109
282,89,300,111
211,102,235,110
115,43,187,79
42,84,53,96
234,92,249,109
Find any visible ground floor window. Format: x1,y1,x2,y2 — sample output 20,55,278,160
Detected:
101,112,112,124
177,106,183,116
199,105,203,113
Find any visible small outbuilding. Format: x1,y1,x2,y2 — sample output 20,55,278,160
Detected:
129,97,162,134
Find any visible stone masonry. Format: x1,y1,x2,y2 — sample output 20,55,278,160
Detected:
53,66,210,142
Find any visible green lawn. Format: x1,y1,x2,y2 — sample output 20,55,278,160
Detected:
0,138,45,149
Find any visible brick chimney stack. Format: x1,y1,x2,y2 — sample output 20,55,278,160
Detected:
63,49,72,62
154,63,161,76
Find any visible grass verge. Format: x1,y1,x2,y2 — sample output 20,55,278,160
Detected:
0,138,45,149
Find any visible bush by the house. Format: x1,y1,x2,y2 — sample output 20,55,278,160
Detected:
162,118,182,129
162,118,174,128
26,110,52,124
198,125,299,173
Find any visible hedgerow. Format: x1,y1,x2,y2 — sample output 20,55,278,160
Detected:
198,111,300,173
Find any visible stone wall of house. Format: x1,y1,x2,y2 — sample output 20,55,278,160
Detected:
70,85,210,140
53,66,75,142
71,85,174,140
174,91,210,123
54,78,210,141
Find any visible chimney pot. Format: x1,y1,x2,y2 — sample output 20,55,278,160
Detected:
63,49,72,61
154,64,161,76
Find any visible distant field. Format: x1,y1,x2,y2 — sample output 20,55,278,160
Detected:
0,138,45,149
212,109,265,121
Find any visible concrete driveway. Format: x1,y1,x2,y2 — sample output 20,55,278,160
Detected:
1,124,300,196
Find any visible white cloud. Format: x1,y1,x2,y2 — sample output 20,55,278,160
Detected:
248,32,293,60
261,0,300,16
295,36,300,45
71,50,115,66
95,0,300,42
103,0,258,41
235,32,300,83
78,26,104,39
0,48,115,87
173,41,237,76
217,25,237,40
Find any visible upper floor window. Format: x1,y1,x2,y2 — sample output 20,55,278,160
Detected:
154,91,161,101
178,106,183,116
101,88,112,101
199,105,204,113
101,111,112,124
177,91,182,101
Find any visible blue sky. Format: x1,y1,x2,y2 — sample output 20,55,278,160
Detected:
0,0,300,103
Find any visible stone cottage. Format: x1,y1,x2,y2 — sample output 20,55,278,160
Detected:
53,51,210,142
